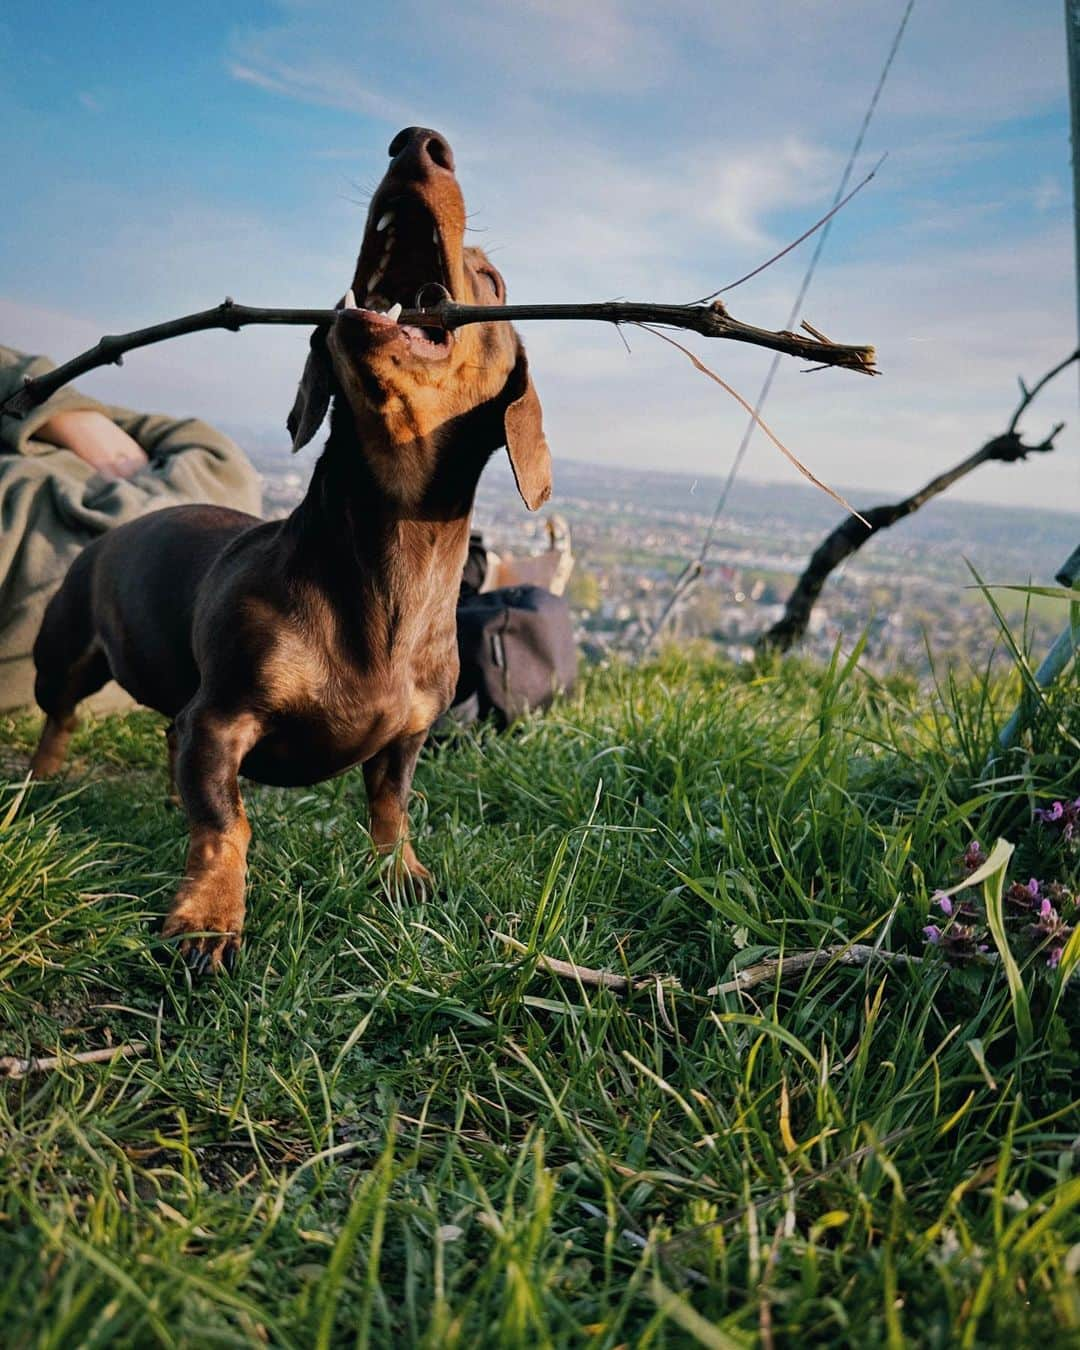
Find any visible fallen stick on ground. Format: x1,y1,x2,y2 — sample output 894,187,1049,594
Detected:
494,932,921,999
0,297,877,419
0,1040,149,1078
495,931,652,993
707,944,923,996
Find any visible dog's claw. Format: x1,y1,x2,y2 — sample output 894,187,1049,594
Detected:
183,946,208,977
165,931,240,979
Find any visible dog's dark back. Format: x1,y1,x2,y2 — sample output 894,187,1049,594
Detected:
34,504,261,720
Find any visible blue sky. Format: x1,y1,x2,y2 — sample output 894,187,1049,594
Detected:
1,1,1075,514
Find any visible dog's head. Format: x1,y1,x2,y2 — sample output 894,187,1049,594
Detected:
288,127,550,511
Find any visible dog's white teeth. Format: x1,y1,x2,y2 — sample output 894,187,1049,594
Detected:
386,303,402,322
432,228,439,244
344,287,357,309
376,211,394,232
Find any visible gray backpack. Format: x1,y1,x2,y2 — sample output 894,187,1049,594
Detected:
449,584,578,729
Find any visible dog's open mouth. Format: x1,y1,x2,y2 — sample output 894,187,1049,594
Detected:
340,194,455,362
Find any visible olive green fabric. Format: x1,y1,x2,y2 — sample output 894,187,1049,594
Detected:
0,346,262,712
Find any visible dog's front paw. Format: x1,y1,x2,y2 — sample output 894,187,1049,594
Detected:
162,888,245,977
379,842,434,898
401,843,432,888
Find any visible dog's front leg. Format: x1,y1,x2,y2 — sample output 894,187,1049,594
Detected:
163,705,263,975
363,730,431,888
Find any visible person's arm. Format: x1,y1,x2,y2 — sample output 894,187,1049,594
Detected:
34,409,148,478
1,345,261,514
0,346,148,478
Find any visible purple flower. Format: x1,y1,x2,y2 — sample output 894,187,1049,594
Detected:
1035,797,1080,846
1029,898,1073,961
1006,878,1044,913
962,840,987,873
926,922,986,961
927,833,1074,971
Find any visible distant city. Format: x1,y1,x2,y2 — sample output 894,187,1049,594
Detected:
238,427,1080,677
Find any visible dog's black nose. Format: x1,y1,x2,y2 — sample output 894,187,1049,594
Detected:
387,127,455,174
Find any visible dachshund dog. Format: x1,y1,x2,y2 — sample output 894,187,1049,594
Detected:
29,126,551,974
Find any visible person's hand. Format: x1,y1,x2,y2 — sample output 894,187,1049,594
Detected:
36,410,149,479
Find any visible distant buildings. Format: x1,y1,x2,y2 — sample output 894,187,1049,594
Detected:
254,457,1069,676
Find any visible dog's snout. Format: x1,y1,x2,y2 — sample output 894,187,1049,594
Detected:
387,126,455,176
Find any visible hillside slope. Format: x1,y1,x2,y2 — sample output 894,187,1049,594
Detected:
1,650,1079,1346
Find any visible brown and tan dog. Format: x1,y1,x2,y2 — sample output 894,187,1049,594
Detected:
29,126,551,974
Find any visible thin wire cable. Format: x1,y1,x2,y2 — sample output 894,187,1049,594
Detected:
644,0,916,648
700,0,915,557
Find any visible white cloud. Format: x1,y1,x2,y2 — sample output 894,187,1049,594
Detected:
228,57,412,123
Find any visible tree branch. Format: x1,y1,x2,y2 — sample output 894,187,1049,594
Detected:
0,297,877,419
757,349,1079,655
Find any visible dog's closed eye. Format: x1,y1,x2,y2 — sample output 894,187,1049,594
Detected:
478,268,503,300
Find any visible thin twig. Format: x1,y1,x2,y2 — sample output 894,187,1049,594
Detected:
0,1040,149,1078
1006,349,1080,434
694,153,888,303
640,325,870,525
0,297,876,419
643,0,914,656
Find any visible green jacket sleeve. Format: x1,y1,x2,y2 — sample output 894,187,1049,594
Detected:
0,344,111,454
0,345,264,711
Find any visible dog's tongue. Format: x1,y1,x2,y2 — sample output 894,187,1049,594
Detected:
399,324,450,356
340,286,451,358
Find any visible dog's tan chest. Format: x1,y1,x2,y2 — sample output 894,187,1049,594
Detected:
244,612,451,781
240,676,446,787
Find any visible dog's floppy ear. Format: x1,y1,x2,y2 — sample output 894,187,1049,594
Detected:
287,320,336,453
503,345,551,511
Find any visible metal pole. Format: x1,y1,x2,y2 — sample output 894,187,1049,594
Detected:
990,10,1080,759
1068,2,1080,341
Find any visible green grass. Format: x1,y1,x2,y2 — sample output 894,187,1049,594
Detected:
1,642,1080,1347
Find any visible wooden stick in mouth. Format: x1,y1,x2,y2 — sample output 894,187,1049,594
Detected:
1,296,877,419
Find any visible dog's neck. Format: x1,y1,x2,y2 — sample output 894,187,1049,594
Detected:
284,396,500,623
